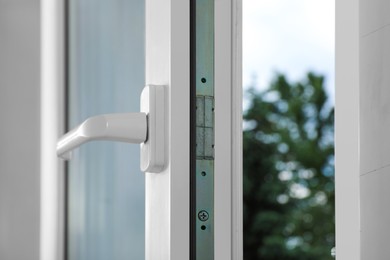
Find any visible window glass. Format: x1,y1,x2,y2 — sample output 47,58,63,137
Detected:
68,1,145,259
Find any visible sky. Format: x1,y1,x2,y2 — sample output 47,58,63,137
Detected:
243,0,335,101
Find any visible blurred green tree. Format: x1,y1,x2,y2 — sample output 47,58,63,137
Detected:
243,73,334,260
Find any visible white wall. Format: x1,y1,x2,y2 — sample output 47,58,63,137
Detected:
336,1,390,259
360,0,390,259
0,1,41,259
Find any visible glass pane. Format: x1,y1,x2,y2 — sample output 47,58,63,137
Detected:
67,0,145,259
243,1,335,259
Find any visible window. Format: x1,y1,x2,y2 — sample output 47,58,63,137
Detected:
41,0,242,259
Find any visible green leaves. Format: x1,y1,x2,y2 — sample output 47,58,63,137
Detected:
243,73,334,260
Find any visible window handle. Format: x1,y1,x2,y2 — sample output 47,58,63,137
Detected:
56,85,166,173
56,112,147,159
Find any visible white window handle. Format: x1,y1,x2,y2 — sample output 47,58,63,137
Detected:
56,85,166,173
56,113,147,159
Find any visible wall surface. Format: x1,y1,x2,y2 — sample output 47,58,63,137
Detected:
360,0,390,259
0,0,41,259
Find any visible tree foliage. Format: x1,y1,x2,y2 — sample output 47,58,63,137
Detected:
243,73,334,260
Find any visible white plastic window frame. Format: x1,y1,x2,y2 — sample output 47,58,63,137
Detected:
40,0,66,259
40,0,242,260
335,0,360,259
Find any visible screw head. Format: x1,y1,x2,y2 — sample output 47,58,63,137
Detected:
198,210,209,221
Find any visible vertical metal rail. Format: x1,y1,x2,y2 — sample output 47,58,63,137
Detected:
191,0,214,259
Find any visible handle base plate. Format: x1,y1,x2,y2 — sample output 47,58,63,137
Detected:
140,85,166,173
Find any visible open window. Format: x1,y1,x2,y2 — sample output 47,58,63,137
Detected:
40,0,242,259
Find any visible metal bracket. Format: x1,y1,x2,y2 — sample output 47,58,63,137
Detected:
196,96,214,159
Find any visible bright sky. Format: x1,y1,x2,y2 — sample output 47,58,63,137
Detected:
243,0,335,101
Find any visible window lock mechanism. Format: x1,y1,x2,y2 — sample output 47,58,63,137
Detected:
56,85,166,173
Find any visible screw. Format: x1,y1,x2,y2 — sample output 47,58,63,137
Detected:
198,210,209,221
201,78,207,83
201,171,206,176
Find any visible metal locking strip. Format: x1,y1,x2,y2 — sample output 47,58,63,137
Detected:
192,0,214,259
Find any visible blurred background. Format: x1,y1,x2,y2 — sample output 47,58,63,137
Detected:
0,0,334,259
243,0,335,259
